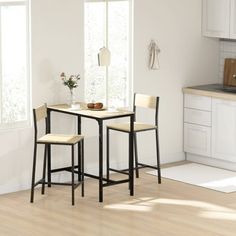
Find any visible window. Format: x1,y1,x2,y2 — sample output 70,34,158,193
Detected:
84,0,131,108
0,0,30,129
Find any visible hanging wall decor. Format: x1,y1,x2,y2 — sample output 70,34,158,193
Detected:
148,40,161,70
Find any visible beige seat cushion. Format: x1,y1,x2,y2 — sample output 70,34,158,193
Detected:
37,134,83,145
107,122,157,132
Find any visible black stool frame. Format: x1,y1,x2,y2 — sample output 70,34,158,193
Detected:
30,106,84,205
106,93,161,183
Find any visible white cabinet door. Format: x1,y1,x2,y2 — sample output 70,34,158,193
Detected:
184,123,211,157
202,0,230,38
230,0,236,39
212,99,236,162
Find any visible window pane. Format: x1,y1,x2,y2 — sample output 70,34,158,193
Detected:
85,0,130,107
108,1,129,107
1,5,28,123
85,2,106,104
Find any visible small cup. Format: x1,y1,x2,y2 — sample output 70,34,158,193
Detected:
71,104,81,110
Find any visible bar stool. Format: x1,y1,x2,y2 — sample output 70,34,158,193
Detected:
30,104,84,205
106,93,161,182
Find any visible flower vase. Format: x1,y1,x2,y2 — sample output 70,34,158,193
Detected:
69,89,76,107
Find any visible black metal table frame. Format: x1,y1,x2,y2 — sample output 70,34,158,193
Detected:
47,107,134,202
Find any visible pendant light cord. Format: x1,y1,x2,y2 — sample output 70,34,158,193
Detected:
105,0,109,106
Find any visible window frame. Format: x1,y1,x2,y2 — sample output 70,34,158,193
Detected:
0,0,31,131
84,0,133,108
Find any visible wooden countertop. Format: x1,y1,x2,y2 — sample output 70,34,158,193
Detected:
183,84,236,101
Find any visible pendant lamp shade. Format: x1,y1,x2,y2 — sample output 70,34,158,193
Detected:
98,47,111,66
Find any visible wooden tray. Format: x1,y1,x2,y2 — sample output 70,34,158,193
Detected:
224,58,236,87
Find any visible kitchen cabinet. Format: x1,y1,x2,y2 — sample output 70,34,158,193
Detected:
183,84,236,168
184,94,212,157
184,91,236,163
212,98,236,162
202,0,236,39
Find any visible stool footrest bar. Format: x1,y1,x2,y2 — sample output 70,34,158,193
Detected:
103,179,129,187
50,165,79,173
44,181,83,187
109,168,129,175
138,163,159,170
34,178,44,187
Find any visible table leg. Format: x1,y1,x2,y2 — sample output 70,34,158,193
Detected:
77,116,81,182
98,120,103,202
47,109,51,187
129,114,134,196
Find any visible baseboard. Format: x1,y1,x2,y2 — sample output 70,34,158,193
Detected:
187,153,236,171
0,183,30,195
161,151,185,164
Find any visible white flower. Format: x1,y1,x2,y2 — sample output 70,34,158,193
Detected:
72,77,78,82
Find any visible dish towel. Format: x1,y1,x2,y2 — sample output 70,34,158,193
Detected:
148,40,160,70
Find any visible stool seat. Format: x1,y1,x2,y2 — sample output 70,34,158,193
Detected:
107,122,157,133
37,134,83,145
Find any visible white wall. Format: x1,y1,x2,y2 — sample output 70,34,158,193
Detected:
130,0,220,164
31,0,84,105
0,0,220,195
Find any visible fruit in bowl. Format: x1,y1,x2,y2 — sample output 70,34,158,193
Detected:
87,102,103,109
94,102,103,109
87,103,94,109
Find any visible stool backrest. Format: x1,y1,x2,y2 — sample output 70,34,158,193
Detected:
34,104,47,122
134,94,157,109
33,104,47,141
133,93,159,125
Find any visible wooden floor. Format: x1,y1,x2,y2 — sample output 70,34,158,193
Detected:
1,165,236,236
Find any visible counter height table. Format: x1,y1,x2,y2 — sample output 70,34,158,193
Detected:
47,104,135,202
